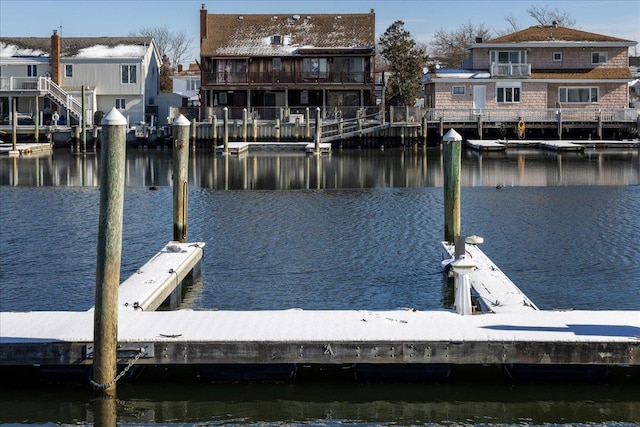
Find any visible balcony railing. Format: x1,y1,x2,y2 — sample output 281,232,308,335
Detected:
0,76,40,91
202,71,372,86
490,63,532,78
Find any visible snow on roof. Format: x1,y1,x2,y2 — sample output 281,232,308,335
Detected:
75,44,148,58
0,42,46,58
422,68,490,82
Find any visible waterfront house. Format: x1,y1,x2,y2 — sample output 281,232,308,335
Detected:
0,31,161,127
198,5,376,120
422,24,638,138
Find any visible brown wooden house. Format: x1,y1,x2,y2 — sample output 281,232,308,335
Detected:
199,5,376,119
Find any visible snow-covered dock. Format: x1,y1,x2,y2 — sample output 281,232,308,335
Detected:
215,141,331,154
108,241,205,312
1,236,639,383
466,139,639,151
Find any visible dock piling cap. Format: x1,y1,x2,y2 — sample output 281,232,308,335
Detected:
101,107,127,126
451,255,477,270
443,129,462,142
173,114,191,127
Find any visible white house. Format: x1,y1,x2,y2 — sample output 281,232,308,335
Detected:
0,31,161,126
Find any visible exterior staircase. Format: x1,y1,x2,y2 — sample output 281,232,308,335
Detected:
319,110,390,143
38,77,86,125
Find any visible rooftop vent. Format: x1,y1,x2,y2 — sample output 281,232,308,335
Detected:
475,37,483,43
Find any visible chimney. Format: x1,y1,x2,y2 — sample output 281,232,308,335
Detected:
177,64,183,73
50,30,61,85
475,37,483,43
200,4,207,43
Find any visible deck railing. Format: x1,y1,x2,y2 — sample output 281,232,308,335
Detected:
202,71,372,86
424,108,639,123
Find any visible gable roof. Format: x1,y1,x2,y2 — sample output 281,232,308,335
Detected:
201,12,375,57
486,25,634,44
0,37,156,59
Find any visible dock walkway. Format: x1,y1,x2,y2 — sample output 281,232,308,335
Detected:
109,241,205,312
441,240,537,313
215,141,331,155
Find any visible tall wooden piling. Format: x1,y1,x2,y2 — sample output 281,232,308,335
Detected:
172,115,190,243
443,129,462,243
223,108,229,154
242,108,248,142
82,86,87,152
314,107,321,153
34,96,40,143
92,108,127,395
11,98,17,150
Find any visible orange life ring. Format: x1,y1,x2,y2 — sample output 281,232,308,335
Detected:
516,120,526,139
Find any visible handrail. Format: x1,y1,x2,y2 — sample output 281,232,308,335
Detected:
424,108,639,123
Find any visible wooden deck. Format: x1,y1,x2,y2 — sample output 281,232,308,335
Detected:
215,141,331,154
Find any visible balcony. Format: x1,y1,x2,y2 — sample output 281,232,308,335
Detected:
490,63,531,78
202,71,372,86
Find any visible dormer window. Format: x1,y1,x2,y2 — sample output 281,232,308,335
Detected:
270,35,282,45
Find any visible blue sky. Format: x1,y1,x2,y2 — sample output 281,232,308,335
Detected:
1,0,639,65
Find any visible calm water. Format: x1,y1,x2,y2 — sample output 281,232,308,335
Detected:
0,146,639,425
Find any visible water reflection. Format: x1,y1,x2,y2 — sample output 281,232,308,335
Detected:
1,146,638,188
2,382,639,425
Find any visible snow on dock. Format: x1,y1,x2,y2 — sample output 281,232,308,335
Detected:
441,240,538,313
109,241,205,312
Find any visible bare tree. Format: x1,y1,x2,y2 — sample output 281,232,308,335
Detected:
430,21,493,68
130,26,193,70
527,5,576,27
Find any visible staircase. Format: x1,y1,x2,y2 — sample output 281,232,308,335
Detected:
319,111,390,143
38,77,86,125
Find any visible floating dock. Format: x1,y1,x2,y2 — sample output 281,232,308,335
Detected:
466,139,640,152
1,238,638,384
215,141,331,155
0,141,53,156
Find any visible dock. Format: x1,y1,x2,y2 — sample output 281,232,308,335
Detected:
215,141,332,155
0,237,638,383
0,141,53,156
466,139,640,152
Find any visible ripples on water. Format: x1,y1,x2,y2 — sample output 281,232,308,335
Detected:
1,148,639,426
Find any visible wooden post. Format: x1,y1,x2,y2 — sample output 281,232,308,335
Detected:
443,129,462,243
557,109,563,140
223,107,229,154
252,113,258,141
34,96,40,143
191,118,197,149
12,98,17,150
305,107,310,139
172,115,190,243
82,86,87,152
92,107,127,395
212,114,218,146
242,108,248,142
315,107,321,153
275,118,281,141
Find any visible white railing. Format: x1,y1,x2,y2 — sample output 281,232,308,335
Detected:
490,63,532,77
0,76,40,91
424,108,639,123
39,77,84,122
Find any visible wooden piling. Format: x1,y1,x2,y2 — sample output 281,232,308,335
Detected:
443,129,462,243
191,118,197,149
12,98,17,150
82,86,87,152
34,96,40,143
315,107,321,153
172,115,190,243
223,108,229,154
92,107,127,395
242,109,248,142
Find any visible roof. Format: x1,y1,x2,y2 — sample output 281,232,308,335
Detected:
487,25,634,44
423,67,631,82
201,12,375,57
0,37,155,59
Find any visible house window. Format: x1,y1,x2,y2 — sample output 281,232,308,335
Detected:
559,87,598,103
121,65,137,84
65,64,73,78
27,65,37,77
272,58,282,70
553,52,562,62
302,58,328,78
496,83,521,103
452,86,465,95
186,79,200,91
490,50,526,64
591,52,607,64
115,98,126,109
